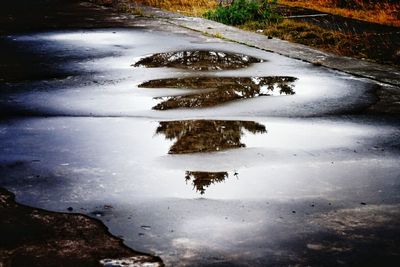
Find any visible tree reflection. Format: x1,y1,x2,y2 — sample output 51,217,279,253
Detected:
185,171,229,195
139,76,297,110
134,50,263,71
156,120,266,154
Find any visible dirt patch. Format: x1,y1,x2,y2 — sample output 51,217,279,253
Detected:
140,76,297,110
185,171,229,194
133,50,263,71
0,187,163,267
156,120,266,154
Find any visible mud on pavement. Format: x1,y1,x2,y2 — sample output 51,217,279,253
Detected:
0,188,163,267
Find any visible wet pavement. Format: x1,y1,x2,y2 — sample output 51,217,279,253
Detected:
1,1,400,267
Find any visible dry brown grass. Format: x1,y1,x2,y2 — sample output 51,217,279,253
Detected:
243,19,399,65
132,0,217,16
244,20,356,55
279,0,400,27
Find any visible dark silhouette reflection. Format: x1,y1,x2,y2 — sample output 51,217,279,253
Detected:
133,50,263,71
185,171,228,195
139,76,297,110
156,120,267,154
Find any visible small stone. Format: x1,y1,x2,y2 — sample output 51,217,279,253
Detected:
360,202,367,205
67,207,73,212
307,243,324,250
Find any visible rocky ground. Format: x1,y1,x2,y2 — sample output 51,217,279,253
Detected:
0,188,163,267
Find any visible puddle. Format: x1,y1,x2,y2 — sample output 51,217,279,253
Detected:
2,27,397,266
140,76,297,110
156,120,267,154
133,50,263,71
185,171,229,195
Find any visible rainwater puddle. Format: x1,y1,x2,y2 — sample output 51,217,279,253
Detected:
133,50,263,71
140,76,297,110
156,120,267,154
0,28,397,267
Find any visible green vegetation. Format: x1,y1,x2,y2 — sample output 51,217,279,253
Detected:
204,0,281,25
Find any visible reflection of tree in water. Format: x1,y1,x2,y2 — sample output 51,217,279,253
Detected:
156,120,267,154
185,171,228,195
139,76,297,110
134,50,263,71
